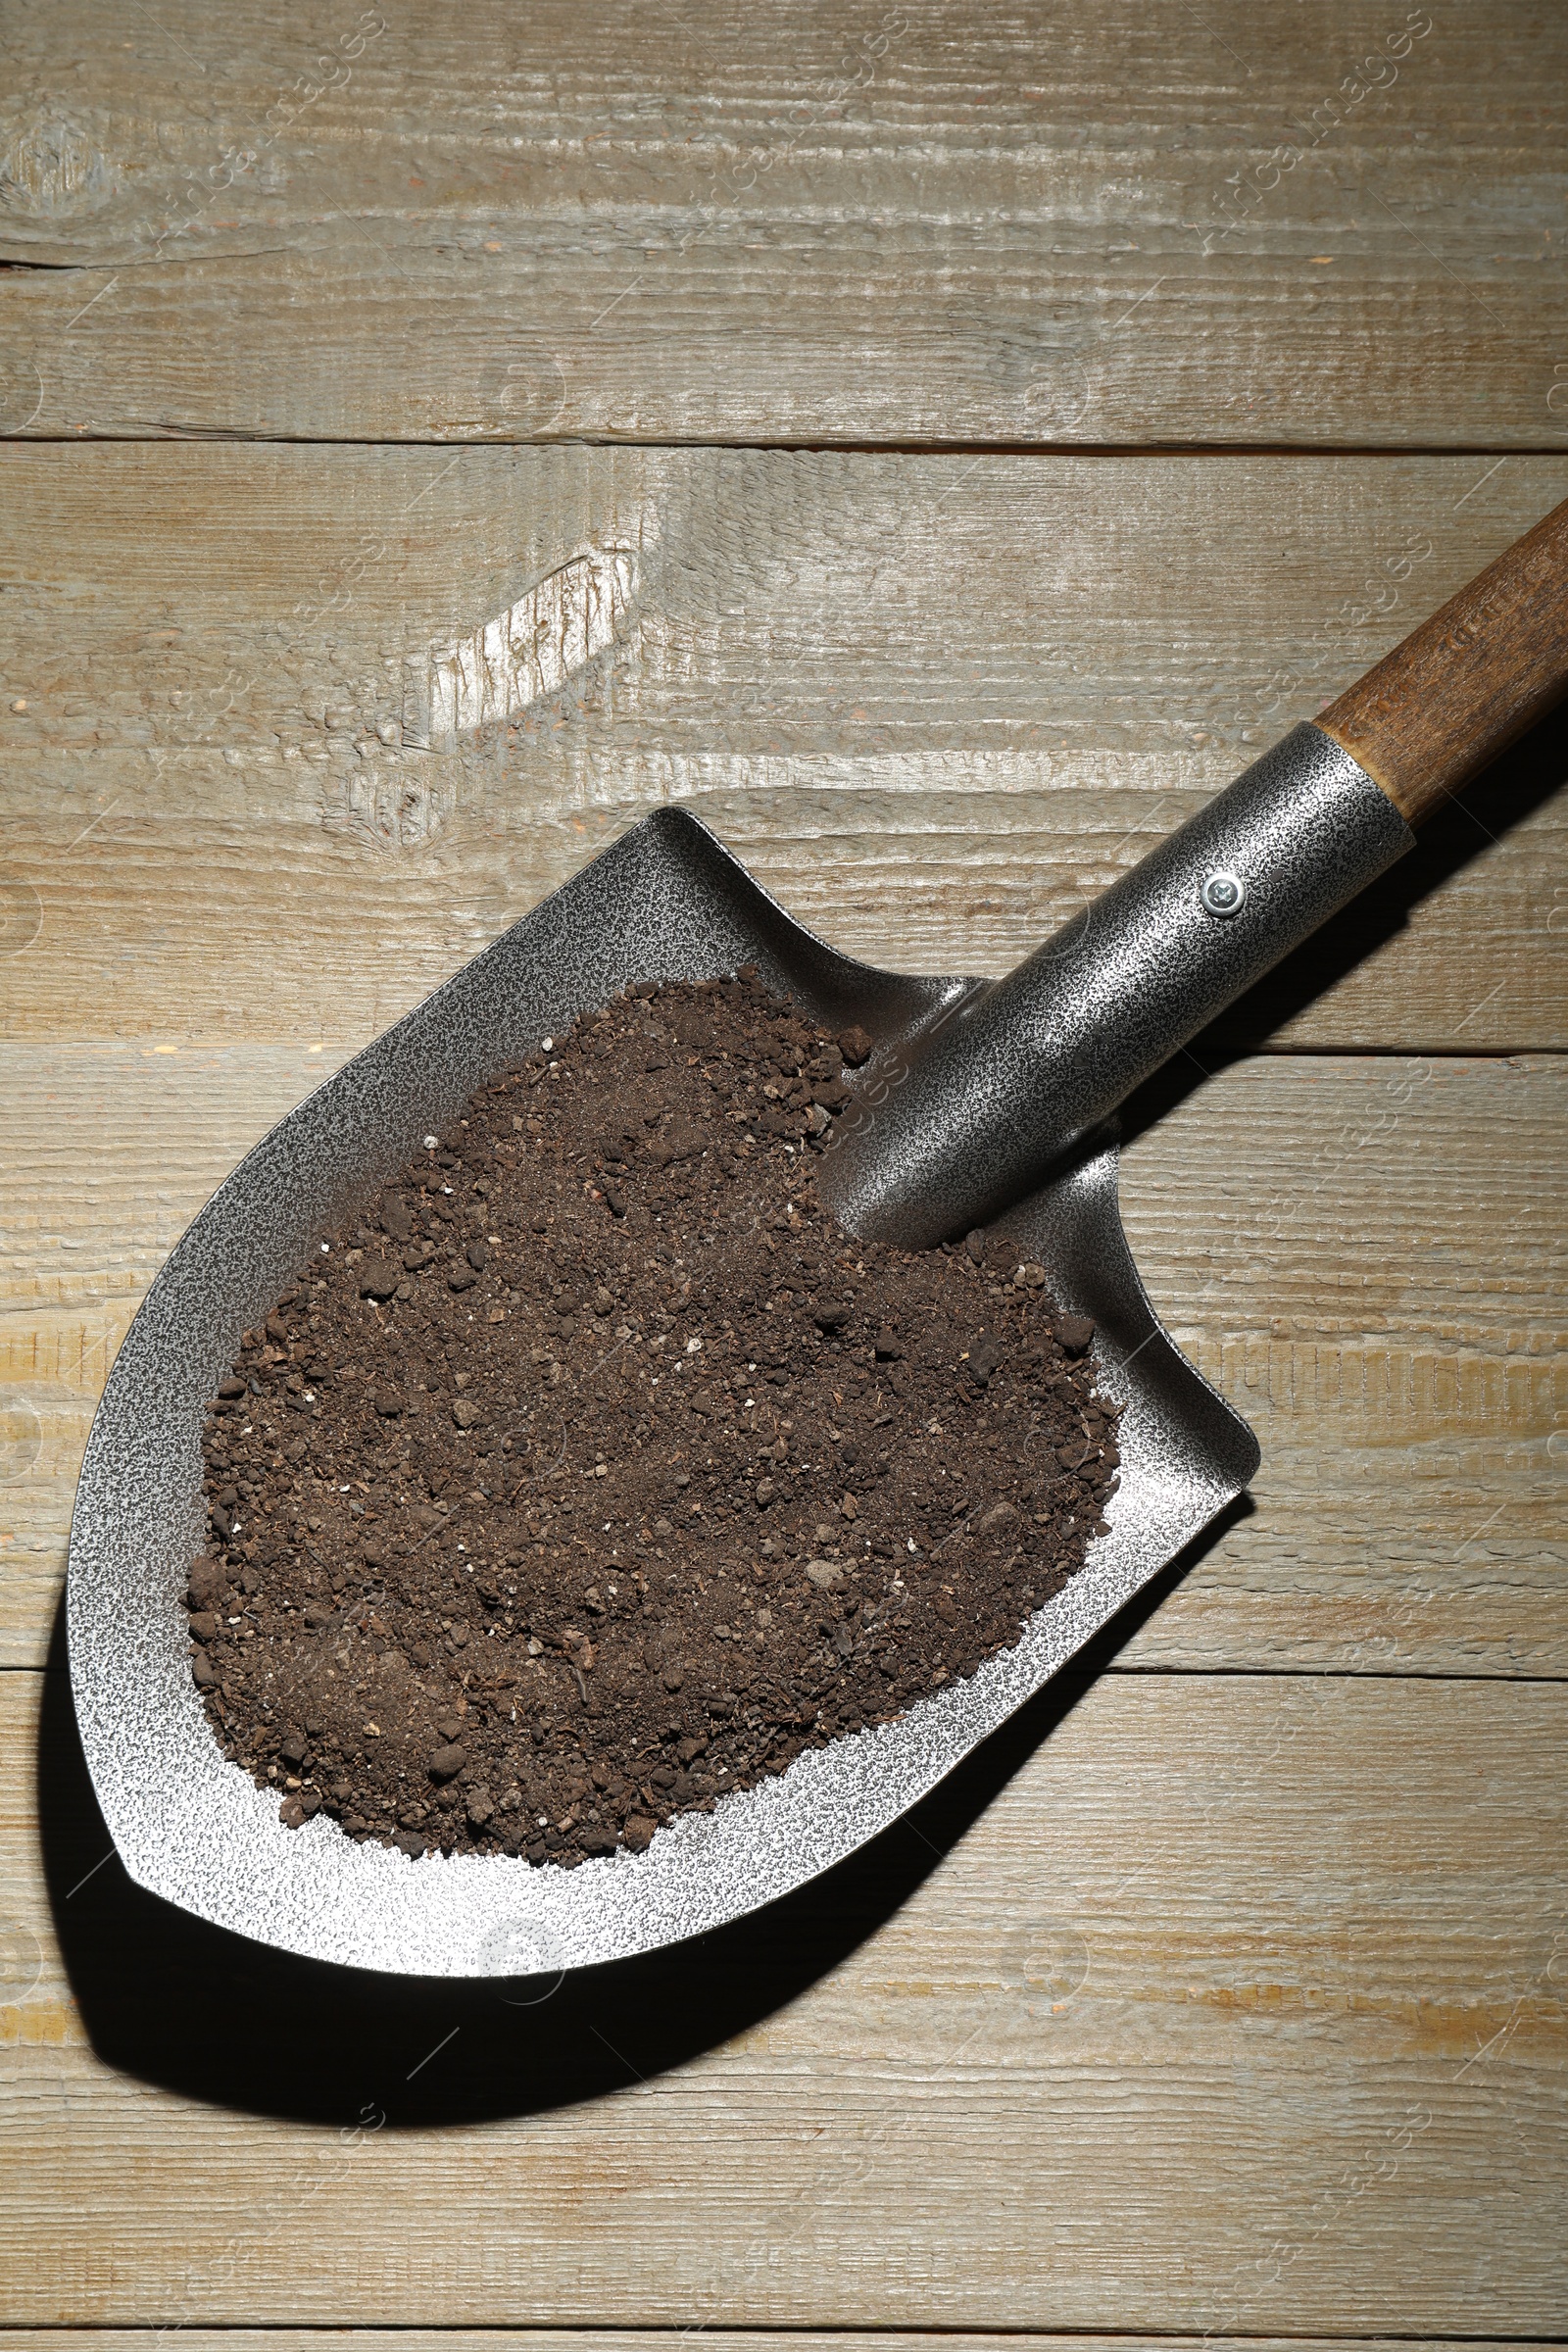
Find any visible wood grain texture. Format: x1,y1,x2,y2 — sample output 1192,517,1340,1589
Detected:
1322,495,1568,820
0,2,1564,446
1,1049,1560,1675
2,1670,1563,2331
4,2338,1560,2352
1117,1054,1568,1675
2,446,1565,1054
3,6,1564,2341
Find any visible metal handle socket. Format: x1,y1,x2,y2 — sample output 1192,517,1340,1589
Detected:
819,722,1414,1247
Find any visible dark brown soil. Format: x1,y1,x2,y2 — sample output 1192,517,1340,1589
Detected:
187,972,1119,1865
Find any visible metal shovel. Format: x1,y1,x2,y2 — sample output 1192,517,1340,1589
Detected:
68,499,1568,1978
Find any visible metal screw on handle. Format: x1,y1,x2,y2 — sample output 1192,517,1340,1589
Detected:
1200,868,1247,917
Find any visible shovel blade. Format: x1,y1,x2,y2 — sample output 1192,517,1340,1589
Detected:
69,808,1256,1978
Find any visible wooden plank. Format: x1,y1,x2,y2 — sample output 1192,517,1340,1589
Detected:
1,1050,1560,1675
1116,1053,1568,1673
0,2,1564,446
3,1670,1563,2330
3,22,1559,2352
3,2338,1558,2352
2,446,1565,1054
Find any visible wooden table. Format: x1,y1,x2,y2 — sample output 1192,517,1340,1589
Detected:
1,5,1564,2342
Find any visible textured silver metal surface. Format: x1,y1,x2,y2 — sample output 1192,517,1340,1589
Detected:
69,806,1256,1979
819,723,1414,1248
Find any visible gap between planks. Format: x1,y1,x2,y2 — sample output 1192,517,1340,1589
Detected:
1,2335,1562,2350
0,2317,1558,2341
9,432,1568,458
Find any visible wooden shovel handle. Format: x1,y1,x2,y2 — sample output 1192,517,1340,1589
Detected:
1316,495,1568,824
